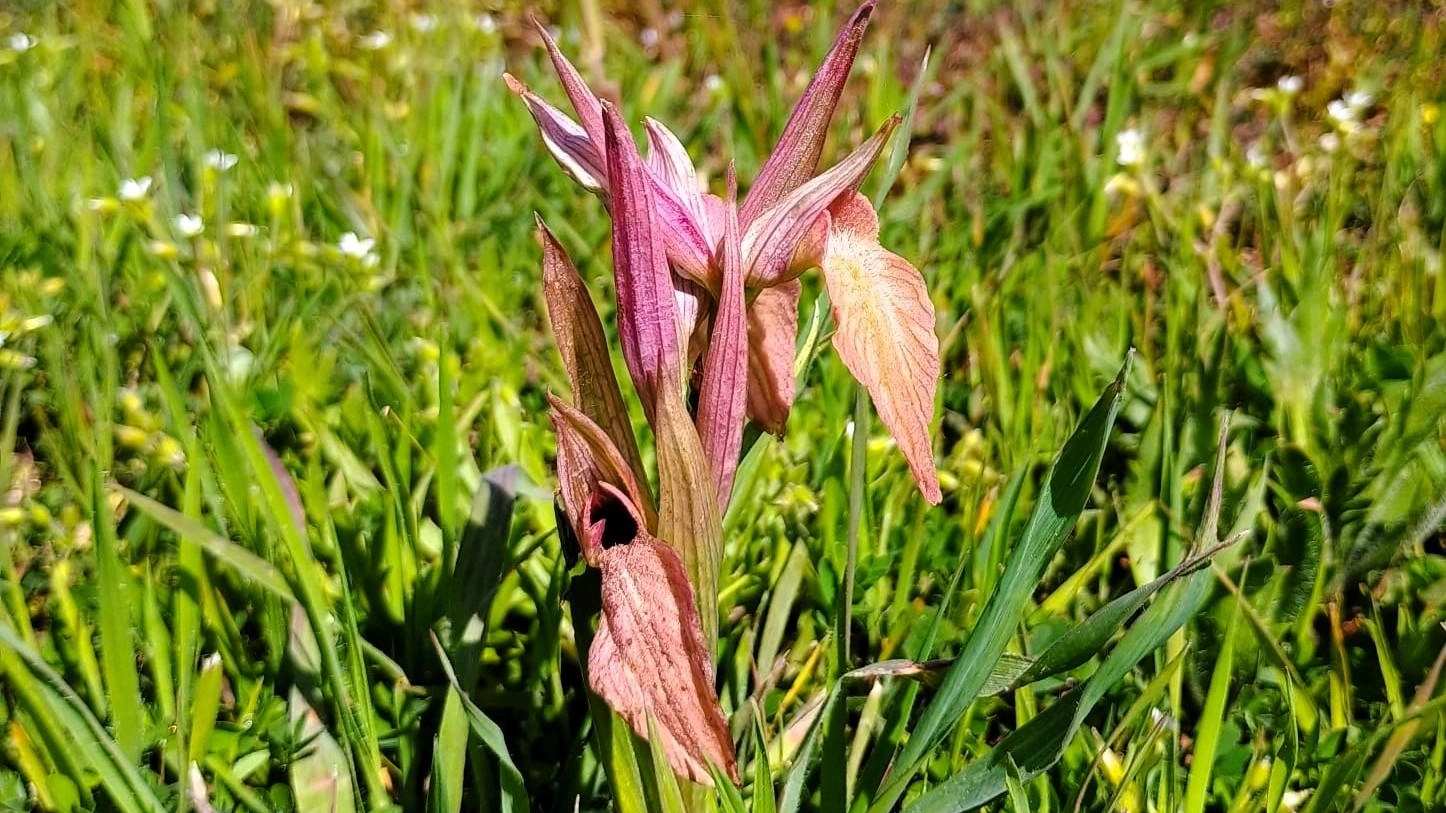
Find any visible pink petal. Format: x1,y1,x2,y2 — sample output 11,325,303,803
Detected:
506,74,606,194
603,104,683,419
589,535,739,786
741,116,898,287
745,280,801,434
549,394,655,564
740,1,877,226
531,17,606,150
694,166,748,513
820,192,941,504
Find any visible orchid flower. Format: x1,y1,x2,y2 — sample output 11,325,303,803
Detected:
517,0,939,787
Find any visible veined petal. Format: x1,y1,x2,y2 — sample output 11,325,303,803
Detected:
531,17,606,150
645,118,707,225
673,275,710,367
538,216,648,488
650,174,717,287
820,192,941,504
604,104,683,417
745,279,801,435
506,74,606,194
695,166,748,513
549,394,656,563
589,535,738,786
741,116,898,287
740,0,877,226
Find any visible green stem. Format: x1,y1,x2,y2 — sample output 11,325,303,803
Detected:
840,387,870,673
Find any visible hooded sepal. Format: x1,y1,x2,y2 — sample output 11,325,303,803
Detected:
549,394,657,561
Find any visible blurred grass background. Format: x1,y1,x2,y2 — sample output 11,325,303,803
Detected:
0,0,1443,811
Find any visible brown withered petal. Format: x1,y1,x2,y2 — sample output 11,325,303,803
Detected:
538,217,650,490
603,103,683,419
745,280,802,434
549,394,655,563
820,192,941,504
589,535,739,786
741,116,899,288
740,0,877,226
695,166,749,513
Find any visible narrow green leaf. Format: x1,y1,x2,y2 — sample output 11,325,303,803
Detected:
1183,574,1242,813
92,468,144,763
876,354,1132,811
432,633,530,812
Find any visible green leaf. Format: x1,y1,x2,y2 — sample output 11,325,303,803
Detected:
432,633,530,812
874,353,1132,811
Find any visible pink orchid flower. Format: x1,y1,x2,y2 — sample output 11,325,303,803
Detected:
515,0,939,787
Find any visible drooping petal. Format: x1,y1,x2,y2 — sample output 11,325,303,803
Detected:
531,17,606,150
819,192,941,504
538,216,648,487
549,394,656,563
506,74,606,194
589,535,739,786
695,166,748,513
650,176,717,287
741,116,898,287
745,279,801,435
603,103,683,417
739,0,877,226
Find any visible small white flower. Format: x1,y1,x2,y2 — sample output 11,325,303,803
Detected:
7,33,36,52
473,13,497,34
358,30,392,50
1345,90,1373,110
224,222,260,238
119,176,152,201
1115,128,1145,168
703,74,724,94
204,149,238,172
639,28,659,48
1277,75,1302,95
1246,141,1267,169
1319,132,1341,153
338,231,378,266
409,13,438,33
173,213,204,237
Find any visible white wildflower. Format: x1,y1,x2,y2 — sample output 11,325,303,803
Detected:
1345,90,1373,110
640,28,659,48
224,222,260,238
1319,132,1341,153
473,13,497,34
119,176,152,201
703,74,724,94
1115,128,1145,168
1277,75,1302,95
7,33,36,52
338,231,379,266
409,13,438,33
204,149,238,172
358,30,392,50
173,213,204,237
1246,141,1267,169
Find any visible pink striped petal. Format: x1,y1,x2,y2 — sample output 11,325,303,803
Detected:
695,166,748,512
531,17,606,150
745,280,801,434
740,1,876,226
506,74,606,194
741,116,898,287
603,104,683,418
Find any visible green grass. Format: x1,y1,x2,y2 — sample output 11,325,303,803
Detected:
1,0,1443,811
